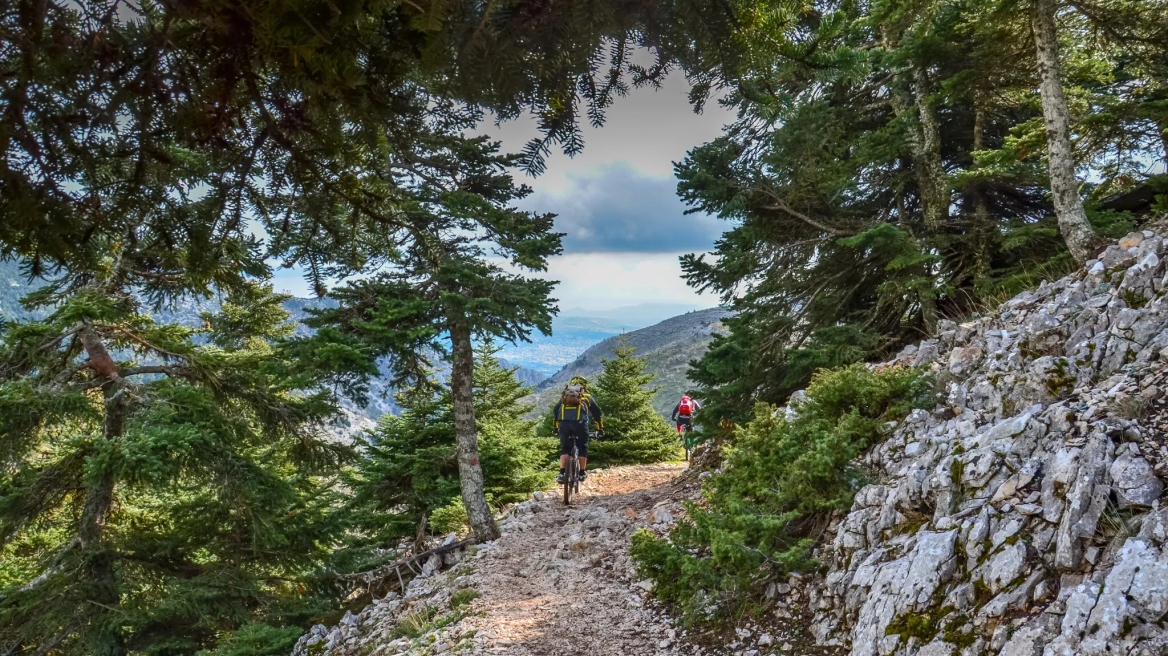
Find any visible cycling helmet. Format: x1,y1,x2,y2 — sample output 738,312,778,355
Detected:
569,375,588,387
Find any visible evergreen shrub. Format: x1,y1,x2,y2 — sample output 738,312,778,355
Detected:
589,341,683,465
630,364,933,625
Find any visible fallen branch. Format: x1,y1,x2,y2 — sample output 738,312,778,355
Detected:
340,538,474,587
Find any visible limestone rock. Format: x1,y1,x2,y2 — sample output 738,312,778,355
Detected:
1110,451,1163,507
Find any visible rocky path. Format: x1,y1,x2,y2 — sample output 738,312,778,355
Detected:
294,463,710,656
459,463,704,656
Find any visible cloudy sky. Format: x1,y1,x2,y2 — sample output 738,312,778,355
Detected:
488,76,734,312
273,72,734,313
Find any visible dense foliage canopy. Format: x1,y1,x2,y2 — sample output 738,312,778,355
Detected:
0,280,356,654
677,0,1168,423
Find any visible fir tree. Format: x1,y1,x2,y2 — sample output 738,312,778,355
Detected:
348,343,554,543
473,344,558,504
0,275,360,655
673,0,1168,417
1030,0,1105,262
306,128,561,542
589,341,681,467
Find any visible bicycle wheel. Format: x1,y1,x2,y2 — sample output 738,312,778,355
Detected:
563,450,577,505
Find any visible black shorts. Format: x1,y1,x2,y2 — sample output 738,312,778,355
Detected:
676,416,693,430
558,422,589,457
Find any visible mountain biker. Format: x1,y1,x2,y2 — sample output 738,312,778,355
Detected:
671,393,701,433
552,376,603,484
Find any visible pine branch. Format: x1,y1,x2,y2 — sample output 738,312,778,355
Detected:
95,323,186,360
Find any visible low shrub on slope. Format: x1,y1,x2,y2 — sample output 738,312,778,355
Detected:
631,364,933,624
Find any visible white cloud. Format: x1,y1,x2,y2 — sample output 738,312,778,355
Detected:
482,67,733,193
477,60,733,312
520,163,724,253
541,251,716,311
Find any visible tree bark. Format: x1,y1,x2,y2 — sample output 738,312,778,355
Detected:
1158,121,1168,164
447,319,499,542
881,19,950,233
1031,0,1103,263
972,103,993,285
76,327,127,656
913,64,950,231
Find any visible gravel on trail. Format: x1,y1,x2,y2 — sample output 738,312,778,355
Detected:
460,463,704,656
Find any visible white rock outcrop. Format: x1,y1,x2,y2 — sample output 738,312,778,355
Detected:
808,230,1168,656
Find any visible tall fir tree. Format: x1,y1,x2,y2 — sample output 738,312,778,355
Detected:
305,127,561,542
1029,0,1105,261
589,341,681,467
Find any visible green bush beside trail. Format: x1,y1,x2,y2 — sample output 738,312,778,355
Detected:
631,364,933,625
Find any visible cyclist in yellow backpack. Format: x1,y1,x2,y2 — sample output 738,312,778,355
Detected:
552,376,603,484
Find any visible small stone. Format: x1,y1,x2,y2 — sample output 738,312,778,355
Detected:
532,490,544,501
1033,579,1049,602
991,477,1020,503
949,346,984,376
1084,545,1100,564
650,508,674,524
1119,231,1146,250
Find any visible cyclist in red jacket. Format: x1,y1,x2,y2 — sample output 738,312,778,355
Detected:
671,394,701,433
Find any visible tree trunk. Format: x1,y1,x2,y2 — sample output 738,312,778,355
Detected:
1158,121,1168,164
447,320,499,542
1031,0,1103,263
76,326,126,656
972,103,993,285
913,65,950,232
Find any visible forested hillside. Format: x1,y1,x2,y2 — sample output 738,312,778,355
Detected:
528,308,730,416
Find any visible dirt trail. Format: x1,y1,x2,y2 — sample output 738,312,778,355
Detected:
458,463,705,656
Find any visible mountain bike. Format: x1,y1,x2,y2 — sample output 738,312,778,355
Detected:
561,430,596,506
678,419,698,461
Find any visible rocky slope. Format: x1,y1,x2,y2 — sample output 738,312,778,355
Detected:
798,229,1168,656
528,308,731,416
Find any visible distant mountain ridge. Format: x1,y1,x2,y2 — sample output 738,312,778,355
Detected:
3,261,715,421
527,307,731,417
